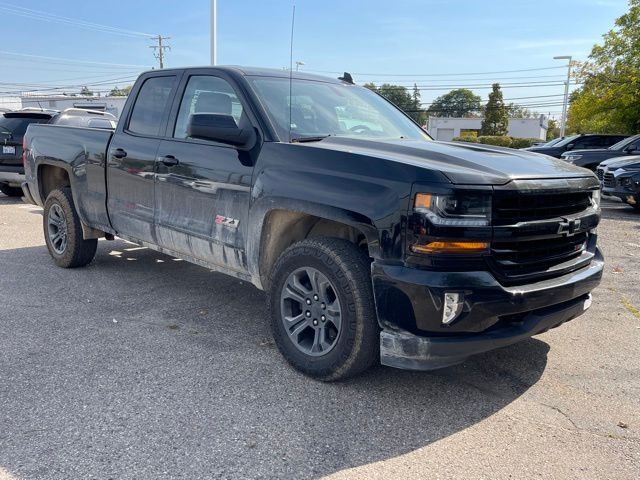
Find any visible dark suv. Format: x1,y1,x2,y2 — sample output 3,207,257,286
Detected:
525,134,628,159
561,134,640,171
0,110,58,197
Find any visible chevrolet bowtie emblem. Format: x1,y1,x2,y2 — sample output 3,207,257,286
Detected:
557,218,581,236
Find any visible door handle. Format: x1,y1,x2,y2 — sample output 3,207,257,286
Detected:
160,155,180,167
112,148,127,159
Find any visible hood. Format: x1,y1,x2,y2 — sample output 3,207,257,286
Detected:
605,155,640,171
600,155,640,169
526,145,562,154
305,137,594,185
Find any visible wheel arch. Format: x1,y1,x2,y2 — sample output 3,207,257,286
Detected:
248,198,380,290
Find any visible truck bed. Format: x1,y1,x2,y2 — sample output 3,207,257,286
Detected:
25,124,114,232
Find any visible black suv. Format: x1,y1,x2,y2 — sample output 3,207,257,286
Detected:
0,110,58,197
561,134,640,171
526,134,628,159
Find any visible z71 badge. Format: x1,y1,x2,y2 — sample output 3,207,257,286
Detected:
215,215,239,229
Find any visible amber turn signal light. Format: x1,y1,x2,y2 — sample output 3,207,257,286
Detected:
414,193,432,210
411,241,489,254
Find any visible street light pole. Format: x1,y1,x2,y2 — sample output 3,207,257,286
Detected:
211,0,217,65
554,55,572,138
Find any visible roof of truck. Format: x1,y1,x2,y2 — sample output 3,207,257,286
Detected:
143,65,348,84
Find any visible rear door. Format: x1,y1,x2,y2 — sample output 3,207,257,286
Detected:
154,72,255,273
106,73,180,243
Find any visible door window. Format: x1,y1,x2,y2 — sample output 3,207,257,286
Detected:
127,76,175,136
174,76,244,139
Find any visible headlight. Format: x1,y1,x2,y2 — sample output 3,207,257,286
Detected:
591,189,601,209
414,193,491,226
564,154,582,162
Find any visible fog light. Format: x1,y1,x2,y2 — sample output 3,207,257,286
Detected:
442,292,464,325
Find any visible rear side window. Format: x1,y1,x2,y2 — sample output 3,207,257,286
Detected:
127,76,175,136
0,116,49,138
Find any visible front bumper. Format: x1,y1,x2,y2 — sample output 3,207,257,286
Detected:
603,184,639,206
373,248,604,370
380,293,592,370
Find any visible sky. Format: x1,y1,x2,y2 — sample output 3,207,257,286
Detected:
0,0,631,117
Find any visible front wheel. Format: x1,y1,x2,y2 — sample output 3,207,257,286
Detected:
43,188,97,268
268,237,379,381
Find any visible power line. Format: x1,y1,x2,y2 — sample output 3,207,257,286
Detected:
374,80,582,89
149,35,171,69
418,93,567,106
307,66,567,77
0,2,155,38
0,50,151,69
363,74,568,84
0,75,141,95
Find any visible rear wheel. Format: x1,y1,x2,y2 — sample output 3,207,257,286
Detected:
0,183,23,197
43,187,97,268
268,237,379,381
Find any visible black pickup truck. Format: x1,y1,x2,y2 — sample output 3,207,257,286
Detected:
23,67,604,380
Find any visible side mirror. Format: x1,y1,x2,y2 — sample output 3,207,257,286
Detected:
565,143,575,151
187,113,255,150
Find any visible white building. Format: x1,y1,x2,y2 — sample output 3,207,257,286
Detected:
0,96,23,111
427,115,549,141
5,95,128,118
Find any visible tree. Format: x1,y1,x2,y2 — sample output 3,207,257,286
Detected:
79,86,94,96
507,103,536,119
411,83,426,124
568,0,640,134
365,82,425,124
108,85,133,97
427,88,481,117
480,83,508,135
547,118,560,140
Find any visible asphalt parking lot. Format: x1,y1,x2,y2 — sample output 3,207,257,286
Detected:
0,193,638,480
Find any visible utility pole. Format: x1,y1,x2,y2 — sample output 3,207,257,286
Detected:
150,35,171,69
211,0,217,65
553,55,572,138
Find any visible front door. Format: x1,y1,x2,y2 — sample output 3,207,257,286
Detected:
154,74,254,274
107,74,179,243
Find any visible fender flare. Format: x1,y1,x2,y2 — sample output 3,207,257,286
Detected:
247,196,381,289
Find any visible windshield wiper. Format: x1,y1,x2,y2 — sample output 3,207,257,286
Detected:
291,134,331,143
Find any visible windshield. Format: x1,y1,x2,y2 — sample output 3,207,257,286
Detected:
553,134,580,148
544,137,563,147
248,77,430,142
609,135,639,151
0,115,49,138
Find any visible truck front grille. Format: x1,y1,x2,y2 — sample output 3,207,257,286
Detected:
493,191,592,225
490,188,597,285
603,172,615,188
596,168,604,181
490,233,591,282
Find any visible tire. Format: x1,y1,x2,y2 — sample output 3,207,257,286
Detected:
0,183,23,197
268,237,379,381
43,187,97,268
